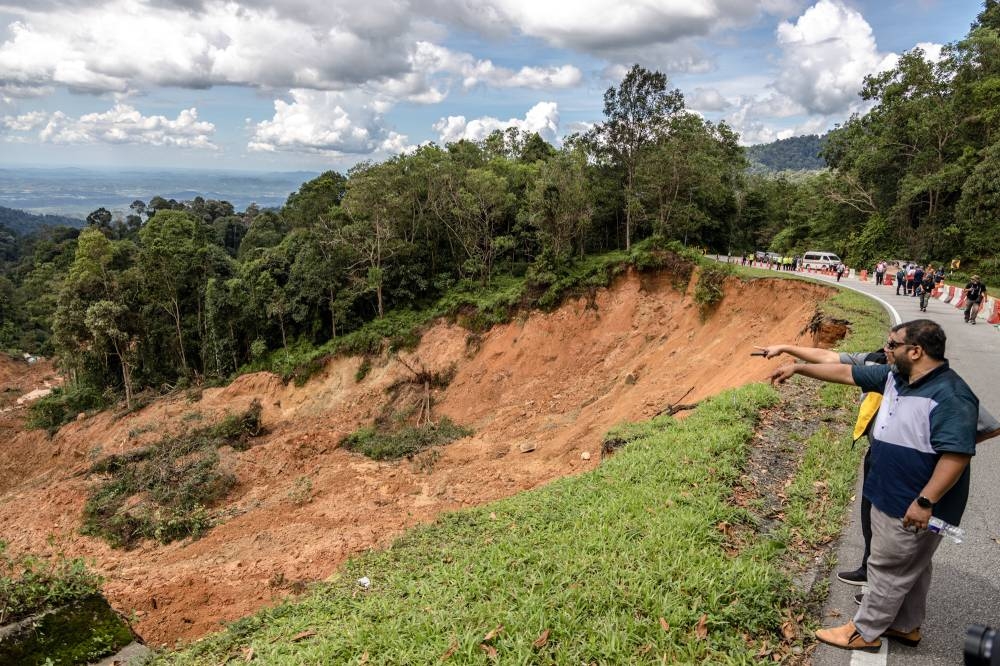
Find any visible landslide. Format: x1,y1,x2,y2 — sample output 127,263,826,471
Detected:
0,268,838,647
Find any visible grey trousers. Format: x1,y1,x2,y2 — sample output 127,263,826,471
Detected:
853,505,943,641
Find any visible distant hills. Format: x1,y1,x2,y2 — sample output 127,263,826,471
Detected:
0,167,319,218
746,134,827,172
0,205,83,234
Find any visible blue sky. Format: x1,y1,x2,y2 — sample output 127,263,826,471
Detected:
0,0,986,173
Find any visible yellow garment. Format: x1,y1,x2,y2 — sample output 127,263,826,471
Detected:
853,392,883,442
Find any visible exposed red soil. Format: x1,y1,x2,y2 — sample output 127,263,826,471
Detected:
0,269,837,647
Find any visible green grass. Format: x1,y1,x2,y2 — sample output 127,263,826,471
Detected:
153,255,891,664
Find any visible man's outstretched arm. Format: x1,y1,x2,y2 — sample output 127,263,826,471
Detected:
755,344,840,363
770,362,857,386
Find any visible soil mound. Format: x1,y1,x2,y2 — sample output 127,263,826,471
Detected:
0,270,838,646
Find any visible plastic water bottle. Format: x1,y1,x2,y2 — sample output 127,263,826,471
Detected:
928,517,964,543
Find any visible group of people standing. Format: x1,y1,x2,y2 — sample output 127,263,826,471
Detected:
871,261,988,322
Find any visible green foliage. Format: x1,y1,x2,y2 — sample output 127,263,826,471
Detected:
746,134,827,172
693,263,732,316
341,417,472,460
81,402,263,549
0,542,103,624
26,384,107,434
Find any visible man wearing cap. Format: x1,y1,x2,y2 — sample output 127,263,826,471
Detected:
963,275,987,324
769,320,977,651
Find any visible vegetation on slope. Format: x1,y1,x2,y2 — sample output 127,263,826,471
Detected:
152,281,887,664
81,401,264,549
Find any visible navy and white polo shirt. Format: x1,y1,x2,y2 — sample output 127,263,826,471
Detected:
851,361,978,525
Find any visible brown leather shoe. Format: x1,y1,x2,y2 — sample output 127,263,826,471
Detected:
815,621,882,650
882,626,921,647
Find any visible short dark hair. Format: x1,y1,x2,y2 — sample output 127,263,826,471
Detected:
893,319,946,360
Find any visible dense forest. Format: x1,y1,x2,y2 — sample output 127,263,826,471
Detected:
1,1,999,415
747,135,826,172
0,206,83,235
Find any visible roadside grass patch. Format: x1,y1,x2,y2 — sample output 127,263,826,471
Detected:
81,401,264,549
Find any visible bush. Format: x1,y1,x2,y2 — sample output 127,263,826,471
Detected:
341,417,472,460
26,384,107,434
0,542,103,624
82,402,264,549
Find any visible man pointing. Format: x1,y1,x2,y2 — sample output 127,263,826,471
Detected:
770,319,977,651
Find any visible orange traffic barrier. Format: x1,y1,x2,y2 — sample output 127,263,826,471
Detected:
942,286,954,303
988,299,1000,325
955,291,967,309
884,274,893,286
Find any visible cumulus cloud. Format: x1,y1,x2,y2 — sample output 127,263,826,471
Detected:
248,89,408,155
2,104,215,147
773,0,896,115
425,0,764,52
411,42,581,90
687,87,732,112
0,0,582,101
433,101,559,144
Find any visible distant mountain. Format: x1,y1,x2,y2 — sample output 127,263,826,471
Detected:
0,205,84,235
746,135,827,172
0,167,320,217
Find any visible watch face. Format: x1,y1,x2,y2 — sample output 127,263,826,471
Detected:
917,496,933,509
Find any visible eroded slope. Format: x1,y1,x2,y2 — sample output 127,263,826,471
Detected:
0,270,835,646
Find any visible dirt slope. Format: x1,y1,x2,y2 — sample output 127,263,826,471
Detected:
0,269,836,647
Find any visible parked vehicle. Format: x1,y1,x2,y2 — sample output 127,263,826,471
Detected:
801,250,841,270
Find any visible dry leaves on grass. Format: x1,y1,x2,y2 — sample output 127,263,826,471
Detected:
659,617,670,632
291,630,316,642
479,644,498,660
440,640,458,661
532,629,550,648
483,624,503,641
695,613,708,640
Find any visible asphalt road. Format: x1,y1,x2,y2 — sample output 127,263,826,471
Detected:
772,269,1000,666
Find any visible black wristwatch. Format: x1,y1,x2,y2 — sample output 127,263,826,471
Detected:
916,496,934,509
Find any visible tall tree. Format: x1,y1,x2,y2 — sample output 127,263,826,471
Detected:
587,64,685,250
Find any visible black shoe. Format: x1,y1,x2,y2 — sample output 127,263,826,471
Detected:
837,568,868,585
855,593,864,606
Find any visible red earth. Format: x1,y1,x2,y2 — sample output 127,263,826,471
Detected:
0,268,836,647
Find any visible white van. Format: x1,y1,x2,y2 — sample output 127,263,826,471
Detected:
801,251,841,270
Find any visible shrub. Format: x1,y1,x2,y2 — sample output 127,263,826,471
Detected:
26,384,107,434
81,402,264,549
341,417,472,460
0,542,103,624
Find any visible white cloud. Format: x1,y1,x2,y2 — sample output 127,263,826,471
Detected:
433,101,560,144
248,89,409,155
429,0,764,52
0,0,582,101
773,0,896,115
913,41,944,63
688,87,731,112
2,104,215,147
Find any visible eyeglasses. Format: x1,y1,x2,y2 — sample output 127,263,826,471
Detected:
884,338,910,351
